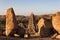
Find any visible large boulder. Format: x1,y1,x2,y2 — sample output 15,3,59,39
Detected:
6,8,18,36
52,12,60,34
37,18,55,37
16,26,26,38
16,23,26,38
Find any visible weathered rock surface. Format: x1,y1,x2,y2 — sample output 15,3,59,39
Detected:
52,12,60,34
6,8,18,36
37,18,55,38
28,13,36,34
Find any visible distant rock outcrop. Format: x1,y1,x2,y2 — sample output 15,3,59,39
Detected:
52,12,60,34
37,18,55,37
6,8,18,36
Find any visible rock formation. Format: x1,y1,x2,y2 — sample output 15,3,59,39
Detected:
52,12,60,34
28,13,36,34
4,7,60,38
6,8,18,36
37,18,55,37
37,18,44,34
5,8,26,38
16,23,26,37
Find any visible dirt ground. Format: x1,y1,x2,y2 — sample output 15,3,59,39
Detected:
0,36,60,40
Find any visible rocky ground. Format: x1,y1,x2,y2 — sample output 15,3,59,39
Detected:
0,37,60,40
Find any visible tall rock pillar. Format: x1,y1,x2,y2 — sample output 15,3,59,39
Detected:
6,8,18,36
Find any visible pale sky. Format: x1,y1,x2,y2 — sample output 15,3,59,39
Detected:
0,0,60,15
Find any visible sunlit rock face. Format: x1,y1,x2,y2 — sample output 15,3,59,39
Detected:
6,8,18,36
52,12,60,34
18,23,26,29
37,18,44,34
